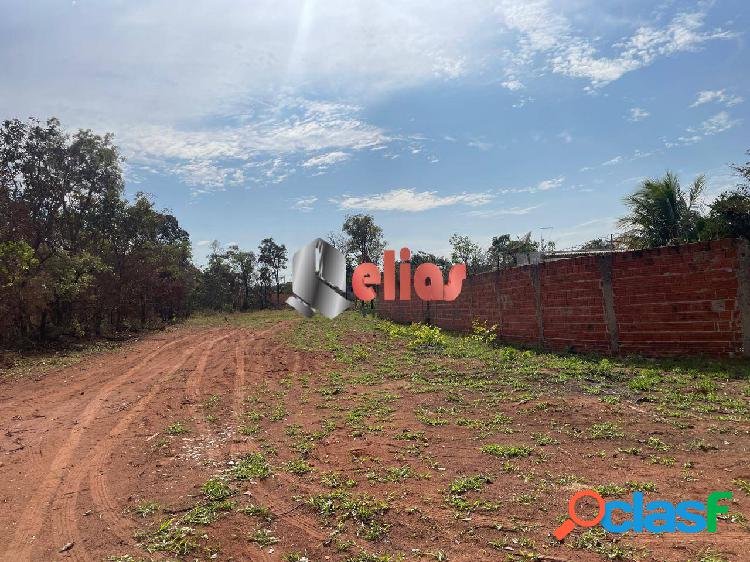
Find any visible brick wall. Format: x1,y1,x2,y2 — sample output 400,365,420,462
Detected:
376,238,750,357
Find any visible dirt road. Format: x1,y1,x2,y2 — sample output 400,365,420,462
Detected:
1,323,302,560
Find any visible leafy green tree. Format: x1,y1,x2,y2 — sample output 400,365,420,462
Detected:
0,117,194,344
225,245,256,310
342,214,386,265
579,238,612,250
487,233,539,269
449,233,485,274
618,171,705,248
258,238,287,305
704,150,750,240
410,251,451,275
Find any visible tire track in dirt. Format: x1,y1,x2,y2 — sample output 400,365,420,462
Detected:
236,325,329,546
55,330,234,561
5,331,198,561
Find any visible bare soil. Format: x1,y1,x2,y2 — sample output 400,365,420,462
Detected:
1,311,749,562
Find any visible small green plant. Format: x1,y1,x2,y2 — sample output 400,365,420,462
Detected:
573,527,636,559
307,490,390,540
646,436,670,451
626,481,657,492
589,422,625,439
182,500,234,525
249,528,279,547
232,452,272,480
480,444,533,458
408,323,447,349
345,551,399,562
202,477,234,500
283,553,311,562
366,465,412,483
629,372,661,392
649,455,676,466
134,501,160,518
415,407,450,426
239,503,275,521
446,475,493,511
471,320,497,345
618,446,642,455
532,432,559,446
687,439,718,452
239,423,260,435
165,421,189,435
733,478,750,496
693,549,729,562
321,471,356,489
270,404,287,421
135,519,196,555
394,429,426,441
285,458,314,475
595,483,626,497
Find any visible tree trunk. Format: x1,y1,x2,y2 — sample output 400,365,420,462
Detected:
39,309,47,341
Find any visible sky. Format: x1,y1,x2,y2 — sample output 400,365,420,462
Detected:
1,0,748,269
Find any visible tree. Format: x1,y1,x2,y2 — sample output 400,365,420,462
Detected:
258,238,287,305
225,245,256,310
486,233,539,269
197,242,235,311
410,251,451,275
618,171,705,249
706,188,750,240
579,237,612,251
0,117,194,344
731,149,750,188
449,234,484,274
704,150,750,240
342,214,386,265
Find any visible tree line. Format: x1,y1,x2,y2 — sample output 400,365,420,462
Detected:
3,117,749,346
0,118,197,347
0,118,290,348
192,238,288,312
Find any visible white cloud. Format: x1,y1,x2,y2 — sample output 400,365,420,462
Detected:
692,111,740,136
628,107,650,122
495,1,736,87
333,188,493,212
501,79,525,91
0,0,739,196
121,98,389,189
602,155,623,166
498,176,564,194
537,177,564,191
467,137,493,151
466,205,540,218
664,111,741,148
168,161,244,189
302,151,351,168
557,131,573,143
290,196,318,212
691,90,744,108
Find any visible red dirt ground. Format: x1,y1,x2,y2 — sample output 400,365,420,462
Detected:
1,314,749,562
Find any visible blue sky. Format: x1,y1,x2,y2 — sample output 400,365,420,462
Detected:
1,0,748,267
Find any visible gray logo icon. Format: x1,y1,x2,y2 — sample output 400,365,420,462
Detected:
286,238,352,318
